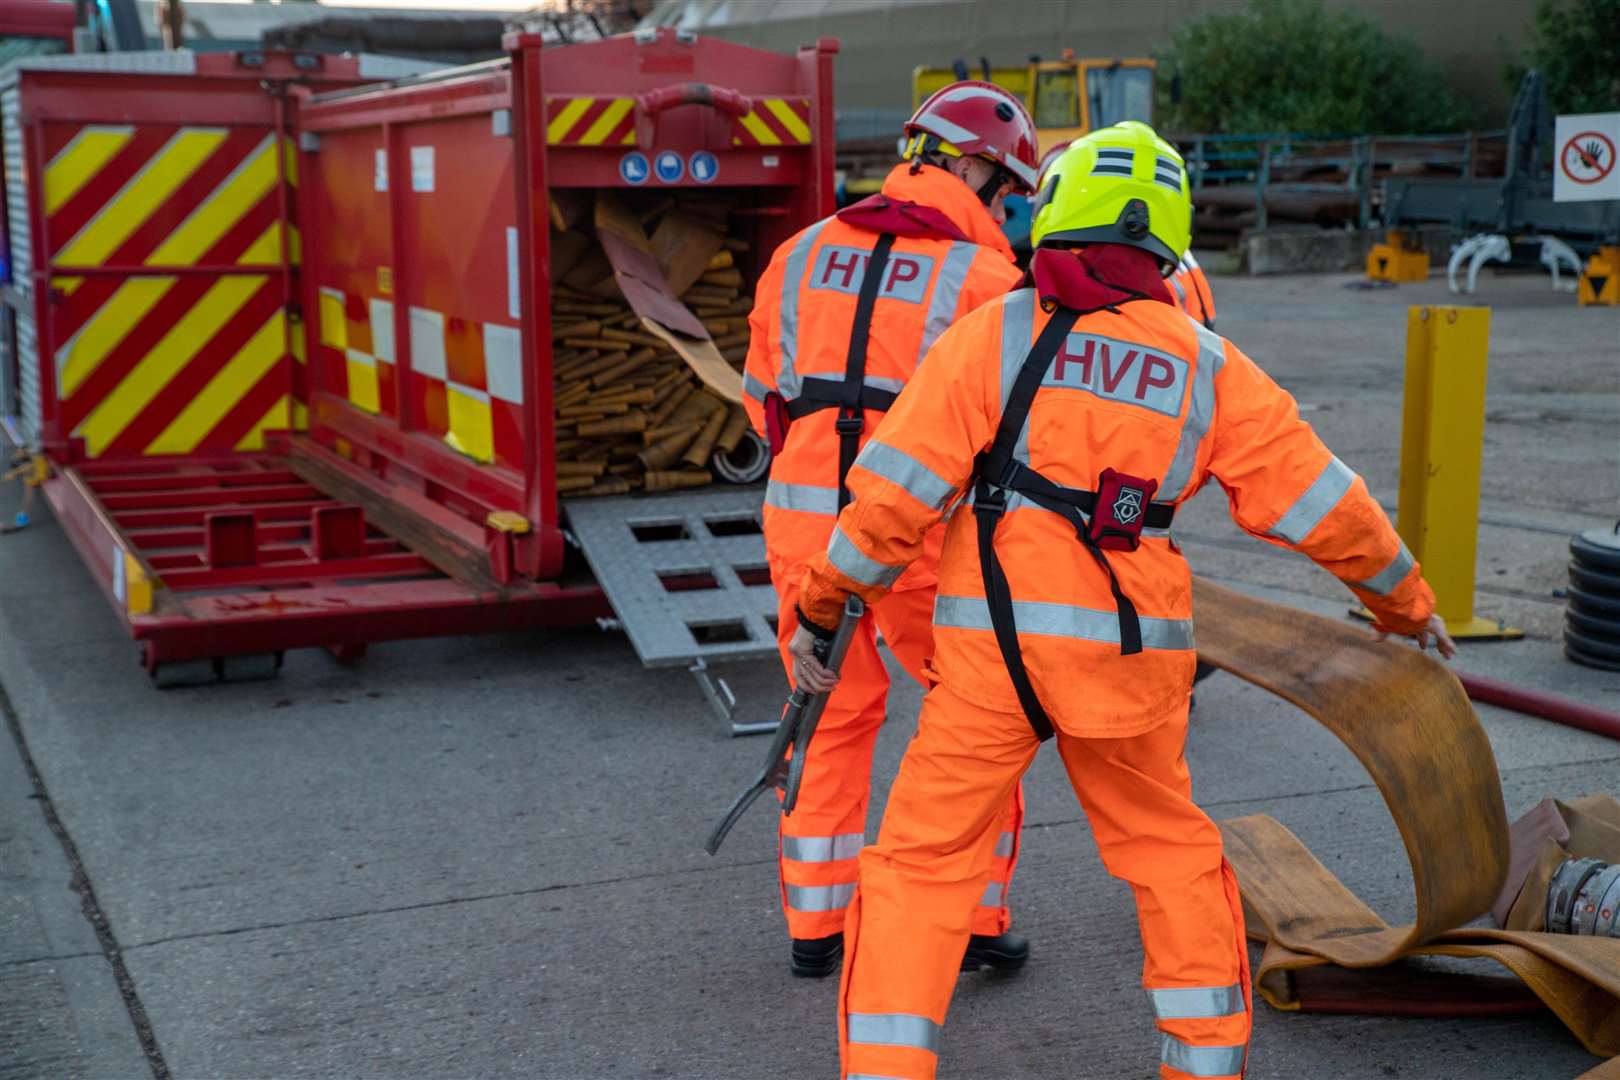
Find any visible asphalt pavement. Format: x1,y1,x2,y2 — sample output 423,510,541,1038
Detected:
2,267,1617,1079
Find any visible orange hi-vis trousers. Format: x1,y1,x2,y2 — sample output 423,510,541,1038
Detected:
838,682,1251,1080
772,569,1024,943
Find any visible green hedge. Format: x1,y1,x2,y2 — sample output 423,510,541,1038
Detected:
1155,0,1470,135
1510,0,1620,114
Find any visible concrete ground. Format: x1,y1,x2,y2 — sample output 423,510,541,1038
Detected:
2,267,1617,1080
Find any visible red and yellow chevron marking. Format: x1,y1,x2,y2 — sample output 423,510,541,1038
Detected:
546,96,637,146
732,97,812,147
42,122,301,457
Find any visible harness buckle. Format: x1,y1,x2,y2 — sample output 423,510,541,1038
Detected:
834,412,864,437
974,483,1007,515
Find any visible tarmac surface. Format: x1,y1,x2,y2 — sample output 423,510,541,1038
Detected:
2,267,1617,1079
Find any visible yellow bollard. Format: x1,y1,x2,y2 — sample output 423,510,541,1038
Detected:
1366,229,1430,283
1394,306,1521,639
1577,246,1619,306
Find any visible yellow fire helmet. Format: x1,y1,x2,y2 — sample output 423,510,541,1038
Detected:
1029,120,1192,267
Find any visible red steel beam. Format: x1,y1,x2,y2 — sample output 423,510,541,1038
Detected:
97,483,320,511
88,469,303,494
113,501,333,530
158,551,432,592
135,579,613,665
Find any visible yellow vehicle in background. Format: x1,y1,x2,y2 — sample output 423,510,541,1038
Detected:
912,51,1157,161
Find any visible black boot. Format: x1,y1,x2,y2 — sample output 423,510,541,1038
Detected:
961,930,1029,972
791,933,844,978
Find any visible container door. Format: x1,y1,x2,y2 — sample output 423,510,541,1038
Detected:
37,117,298,459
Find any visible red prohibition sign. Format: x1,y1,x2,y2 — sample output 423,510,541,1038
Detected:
1560,130,1616,184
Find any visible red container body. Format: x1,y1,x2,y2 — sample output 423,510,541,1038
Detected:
295,28,839,582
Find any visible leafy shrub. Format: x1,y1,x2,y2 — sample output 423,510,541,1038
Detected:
1509,0,1620,114
1155,0,1471,134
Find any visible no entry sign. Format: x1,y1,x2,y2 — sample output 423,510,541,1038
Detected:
1555,112,1620,202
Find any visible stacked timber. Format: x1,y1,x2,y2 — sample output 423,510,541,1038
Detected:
548,191,756,498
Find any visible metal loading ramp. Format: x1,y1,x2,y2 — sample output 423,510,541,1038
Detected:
565,488,778,733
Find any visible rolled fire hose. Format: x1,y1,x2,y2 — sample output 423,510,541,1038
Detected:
1191,578,1620,1075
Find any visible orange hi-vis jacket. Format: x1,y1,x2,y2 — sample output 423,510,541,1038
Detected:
743,164,1022,583
1170,251,1217,329
800,283,1435,738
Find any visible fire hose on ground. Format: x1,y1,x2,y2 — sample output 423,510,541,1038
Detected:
1192,578,1620,1078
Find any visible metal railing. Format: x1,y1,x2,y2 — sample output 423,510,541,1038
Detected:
1172,130,1507,231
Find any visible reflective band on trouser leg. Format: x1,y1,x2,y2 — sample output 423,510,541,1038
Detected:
969,783,1023,937
1161,1037,1246,1078
773,566,890,940
841,684,1041,1080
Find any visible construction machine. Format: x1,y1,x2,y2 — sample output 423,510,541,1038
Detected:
838,51,1154,249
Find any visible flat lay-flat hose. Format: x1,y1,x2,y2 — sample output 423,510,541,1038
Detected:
1192,578,1620,1074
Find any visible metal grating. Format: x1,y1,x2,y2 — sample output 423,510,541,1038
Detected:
3,85,29,289
15,311,37,446
565,488,779,668
0,50,199,90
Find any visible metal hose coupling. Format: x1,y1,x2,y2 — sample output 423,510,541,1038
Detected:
1546,857,1620,937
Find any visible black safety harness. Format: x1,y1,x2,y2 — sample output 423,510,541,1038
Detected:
781,232,897,510
971,302,1178,741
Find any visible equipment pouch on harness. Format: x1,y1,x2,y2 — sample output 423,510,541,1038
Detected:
1089,468,1158,552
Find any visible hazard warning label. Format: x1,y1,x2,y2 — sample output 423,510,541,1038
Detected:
1554,112,1620,202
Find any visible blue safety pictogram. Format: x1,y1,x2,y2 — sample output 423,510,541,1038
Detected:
619,151,650,185
654,150,685,183
689,150,719,184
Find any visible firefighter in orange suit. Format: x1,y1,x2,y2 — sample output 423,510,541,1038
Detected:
788,121,1456,1078
742,82,1040,979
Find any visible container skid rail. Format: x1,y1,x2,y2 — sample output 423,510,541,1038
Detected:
41,448,608,684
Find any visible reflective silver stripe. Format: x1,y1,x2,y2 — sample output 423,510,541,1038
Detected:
829,526,904,587
743,369,771,402
1352,539,1415,596
863,374,906,398
994,831,1015,858
1148,984,1246,1020
854,440,955,510
934,594,1195,651
997,290,1036,513
847,1075,908,1080
1159,318,1225,502
1265,456,1355,545
916,241,979,364
782,833,864,862
785,882,855,912
979,880,1005,906
1161,1036,1246,1078
777,218,830,399
1170,275,1187,304
846,1013,941,1054
765,479,838,515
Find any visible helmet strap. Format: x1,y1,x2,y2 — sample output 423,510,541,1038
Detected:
974,163,1012,207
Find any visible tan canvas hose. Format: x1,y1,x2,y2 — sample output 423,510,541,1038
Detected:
1192,578,1620,1076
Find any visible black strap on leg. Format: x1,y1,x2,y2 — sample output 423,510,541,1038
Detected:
834,232,895,511
972,306,1080,742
